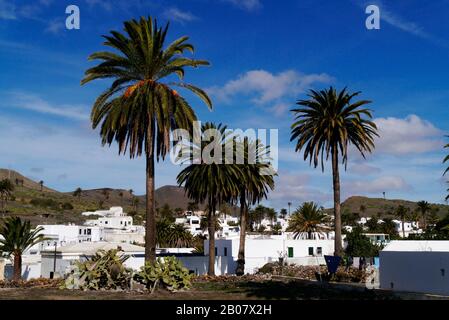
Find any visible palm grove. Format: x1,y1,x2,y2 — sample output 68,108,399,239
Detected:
77,15,384,276
2,15,449,280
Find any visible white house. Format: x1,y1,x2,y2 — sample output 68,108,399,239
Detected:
380,241,449,296
175,215,203,236
81,206,126,217
40,242,145,278
206,233,335,274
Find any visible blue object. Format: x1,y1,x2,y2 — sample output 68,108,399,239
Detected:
324,255,341,274
374,257,380,268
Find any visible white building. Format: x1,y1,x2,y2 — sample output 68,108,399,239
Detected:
380,241,449,295
40,242,145,278
175,215,202,236
206,233,335,274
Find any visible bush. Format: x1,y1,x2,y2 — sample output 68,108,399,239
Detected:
61,249,132,290
61,202,74,210
134,256,193,293
30,198,60,210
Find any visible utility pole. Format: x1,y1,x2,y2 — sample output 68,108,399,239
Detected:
51,241,57,279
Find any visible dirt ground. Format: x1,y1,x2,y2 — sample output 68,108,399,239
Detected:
0,279,403,300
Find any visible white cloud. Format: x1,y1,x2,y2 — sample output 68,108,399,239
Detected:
224,0,262,11
0,0,16,20
268,172,332,208
344,176,412,195
208,69,333,104
45,19,65,35
349,162,381,175
163,7,198,24
1,92,89,121
373,115,444,156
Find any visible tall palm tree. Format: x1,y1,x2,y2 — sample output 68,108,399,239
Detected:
444,138,449,201
82,17,211,263
290,87,378,256
416,201,431,230
0,179,14,215
287,202,330,239
232,138,275,275
177,122,241,275
0,217,47,280
38,180,44,192
395,205,409,238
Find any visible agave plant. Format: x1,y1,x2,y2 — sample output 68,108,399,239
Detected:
62,249,132,290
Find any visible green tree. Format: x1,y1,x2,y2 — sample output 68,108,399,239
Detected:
158,204,174,223
379,218,398,238
73,187,82,200
365,217,380,233
0,179,14,214
287,202,330,239
82,17,211,263
416,201,431,230
279,208,288,219
177,123,241,275
395,205,409,238
187,202,199,213
290,87,378,256
345,226,380,257
156,219,193,248
0,217,47,280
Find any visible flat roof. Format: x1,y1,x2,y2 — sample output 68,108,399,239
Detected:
41,242,145,255
382,240,449,252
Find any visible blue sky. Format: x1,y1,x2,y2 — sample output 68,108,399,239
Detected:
1,0,449,210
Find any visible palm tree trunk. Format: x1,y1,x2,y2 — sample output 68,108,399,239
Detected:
13,253,22,281
208,203,216,276
145,153,156,263
236,193,247,276
402,220,405,238
331,146,343,256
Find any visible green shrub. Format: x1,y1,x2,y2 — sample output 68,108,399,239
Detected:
134,256,193,293
61,202,74,210
62,249,132,290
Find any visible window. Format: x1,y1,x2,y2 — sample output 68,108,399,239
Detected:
308,247,314,256
120,221,123,225
87,229,91,235
192,220,199,224
84,229,87,235
215,247,218,256
79,229,82,235
105,221,108,225
224,247,228,256
317,247,322,256
288,247,294,258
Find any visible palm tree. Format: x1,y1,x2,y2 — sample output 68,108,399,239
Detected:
177,123,241,275
287,202,330,239
0,217,47,280
82,17,211,263
279,208,287,219
395,205,409,238
118,191,124,205
39,180,44,192
0,179,14,214
416,201,431,230
232,138,275,275
187,201,199,213
156,219,193,248
290,87,378,256
73,187,82,200
287,202,292,215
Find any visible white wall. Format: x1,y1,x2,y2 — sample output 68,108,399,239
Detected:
380,251,449,295
206,237,334,274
